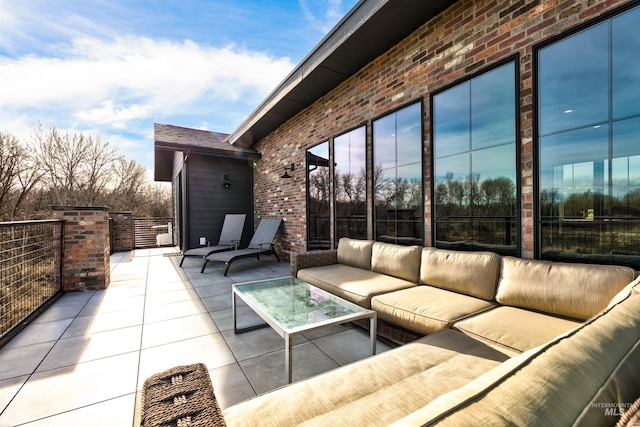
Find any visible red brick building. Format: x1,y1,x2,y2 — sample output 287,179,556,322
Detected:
164,0,640,269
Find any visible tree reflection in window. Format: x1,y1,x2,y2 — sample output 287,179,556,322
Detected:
433,62,517,255
373,102,423,246
334,126,367,245
306,142,330,250
538,6,640,266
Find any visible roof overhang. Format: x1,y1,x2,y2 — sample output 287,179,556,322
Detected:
228,0,459,148
154,124,260,182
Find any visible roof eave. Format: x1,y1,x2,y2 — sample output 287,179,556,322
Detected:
228,0,459,148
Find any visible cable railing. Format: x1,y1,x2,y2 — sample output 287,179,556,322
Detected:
0,220,64,347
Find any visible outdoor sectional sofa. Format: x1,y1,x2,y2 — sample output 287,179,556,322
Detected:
143,238,640,426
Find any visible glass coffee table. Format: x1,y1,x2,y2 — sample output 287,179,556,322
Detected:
232,276,377,383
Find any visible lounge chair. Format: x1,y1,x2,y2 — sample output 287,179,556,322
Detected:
201,218,282,275
179,214,246,268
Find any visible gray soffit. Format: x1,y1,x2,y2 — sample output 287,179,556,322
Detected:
228,0,459,148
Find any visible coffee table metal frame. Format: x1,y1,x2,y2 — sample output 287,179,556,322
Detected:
232,276,377,384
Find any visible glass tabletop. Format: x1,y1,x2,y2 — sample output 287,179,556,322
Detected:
233,277,371,332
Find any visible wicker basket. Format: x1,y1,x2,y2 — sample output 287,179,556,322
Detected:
141,363,226,427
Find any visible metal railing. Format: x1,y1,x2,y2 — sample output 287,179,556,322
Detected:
0,220,64,347
133,217,175,248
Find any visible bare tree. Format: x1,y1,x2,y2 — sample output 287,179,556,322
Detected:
0,132,44,220
106,158,148,212
30,123,122,206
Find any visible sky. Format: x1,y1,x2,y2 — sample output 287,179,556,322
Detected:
0,0,359,173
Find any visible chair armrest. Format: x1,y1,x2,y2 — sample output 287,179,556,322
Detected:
290,249,338,277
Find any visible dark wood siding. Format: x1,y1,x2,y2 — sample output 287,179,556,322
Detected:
186,155,253,250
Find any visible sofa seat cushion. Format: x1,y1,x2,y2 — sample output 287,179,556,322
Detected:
392,293,640,427
454,306,581,354
496,256,636,320
371,286,496,336
222,329,510,427
297,264,416,308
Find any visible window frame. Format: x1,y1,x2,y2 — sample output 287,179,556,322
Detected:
371,99,425,246
430,56,521,256
533,2,640,260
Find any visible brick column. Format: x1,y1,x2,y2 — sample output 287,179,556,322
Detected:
52,206,110,292
110,212,134,252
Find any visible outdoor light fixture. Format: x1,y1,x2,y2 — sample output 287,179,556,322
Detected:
281,163,295,179
223,173,231,188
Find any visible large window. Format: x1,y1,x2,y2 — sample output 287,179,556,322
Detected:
433,62,518,255
306,141,330,250
538,6,640,268
334,126,367,245
373,102,423,245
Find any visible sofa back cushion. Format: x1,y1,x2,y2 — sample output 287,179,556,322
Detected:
496,257,636,320
370,242,422,283
336,238,374,270
419,248,501,300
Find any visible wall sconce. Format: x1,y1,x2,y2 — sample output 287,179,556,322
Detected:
281,163,295,179
222,173,231,188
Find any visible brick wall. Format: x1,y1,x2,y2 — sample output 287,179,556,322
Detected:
252,0,632,259
110,212,133,252
52,206,110,291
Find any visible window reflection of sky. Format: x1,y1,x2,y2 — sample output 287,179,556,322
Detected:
334,126,365,175
539,23,608,135
434,62,516,187
613,7,640,119
539,6,640,209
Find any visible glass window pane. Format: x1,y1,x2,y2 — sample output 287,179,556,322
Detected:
373,102,423,245
396,103,422,166
471,63,516,149
373,114,396,170
613,7,640,119
539,23,609,135
307,141,330,250
434,83,470,158
613,118,640,212
335,127,367,243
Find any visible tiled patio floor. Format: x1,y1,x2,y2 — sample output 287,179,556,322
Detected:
0,248,393,426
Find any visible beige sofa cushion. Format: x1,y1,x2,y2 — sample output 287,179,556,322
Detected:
496,256,636,320
393,292,640,427
419,248,501,300
297,264,415,308
223,329,510,427
371,242,422,283
372,286,496,336
454,306,581,354
337,238,374,270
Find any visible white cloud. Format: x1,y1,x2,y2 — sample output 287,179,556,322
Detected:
0,36,294,125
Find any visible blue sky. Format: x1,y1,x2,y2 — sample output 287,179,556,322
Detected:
0,0,358,172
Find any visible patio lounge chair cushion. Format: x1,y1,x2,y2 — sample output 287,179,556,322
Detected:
371,286,496,337
222,329,510,427
496,256,636,320
202,218,282,274
297,263,416,309
181,214,246,259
